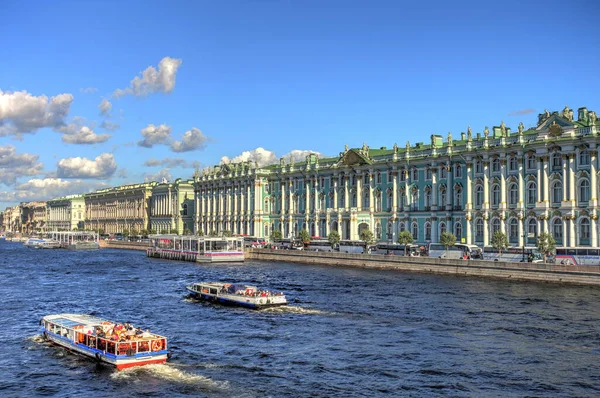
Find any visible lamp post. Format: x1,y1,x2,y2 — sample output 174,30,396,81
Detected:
521,212,526,262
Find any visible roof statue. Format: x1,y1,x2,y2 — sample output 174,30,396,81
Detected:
393,143,398,154
406,141,410,152
344,144,349,152
500,121,506,136
447,132,452,146
484,126,490,137
518,121,524,134
467,125,472,140
289,153,294,165
562,105,573,121
361,142,369,156
590,111,597,125
545,109,551,118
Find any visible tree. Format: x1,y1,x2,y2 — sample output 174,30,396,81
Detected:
491,230,509,257
196,230,204,237
537,232,556,263
359,229,375,253
209,230,217,236
122,228,130,237
183,228,192,235
271,230,283,242
328,230,341,250
439,232,457,259
298,229,311,247
140,229,148,237
147,228,156,235
222,230,233,237
397,230,414,256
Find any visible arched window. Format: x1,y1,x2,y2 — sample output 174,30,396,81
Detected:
412,168,419,181
375,222,382,240
455,222,462,239
553,218,563,242
352,193,357,207
579,150,590,166
475,160,483,174
509,156,517,171
400,222,406,232
441,167,447,179
509,218,518,241
455,188,462,207
455,164,462,178
552,153,562,169
553,181,562,204
363,191,370,209
580,218,590,240
440,222,446,235
425,190,432,208
387,192,393,211
528,218,537,238
509,183,518,206
579,179,590,202
476,219,483,239
475,185,483,206
182,203,188,216
264,198,269,213
440,188,447,207
492,218,500,234
527,154,536,169
492,184,500,206
492,158,500,173
426,168,432,180
425,222,431,241
375,191,382,212
412,192,418,211
411,223,418,240
527,182,537,205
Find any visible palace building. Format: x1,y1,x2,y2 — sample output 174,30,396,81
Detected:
149,178,195,234
193,106,598,248
47,195,85,231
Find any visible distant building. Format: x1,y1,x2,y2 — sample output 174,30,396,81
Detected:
20,201,47,233
85,182,155,234
149,178,195,234
47,195,85,231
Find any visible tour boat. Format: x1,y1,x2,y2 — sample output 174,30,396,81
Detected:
24,238,61,249
40,313,169,370
186,282,288,309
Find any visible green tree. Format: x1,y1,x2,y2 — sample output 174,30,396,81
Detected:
491,230,509,257
397,230,414,256
271,230,283,242
140,229,148,237
122,228,130,237
359,229,375,253
328,230,341,250
183,228,192,235
98,228,105,235
537,232,556,263
222,230,233,237
196,230,204,237
147,228,157,235
439,232,457,259
298,229,311,247
209,230,217,236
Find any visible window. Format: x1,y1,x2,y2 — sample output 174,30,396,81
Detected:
553,219,563,242
528,219,537,237
388,172,393,183
475,185,483,206
581,218,590,240
492,184,500,206
476,219,483,239
527,182,537,205
376,222,382,239
412,168,418,181
492,219,500,234
509,156,517,171
411,223,418,240
491,158,500,173
579,150,590,166
527,155,536,169
376,172,382,184
387,192,393,210
475,160,483,174
440,188,447,207
425,222,431,241
352,193,357,207
426,168,432,180
400,170,406,182
362,173,368,184
400,222,406,232
552,153,562,169
441,167,447,179
579,179,590,202
412,192,419,211
455,165,462,178
455,188,462,207
182,203,188,216
509,183,518,206
552,182,562,204
510,219,518,240
364,192,370,208
440,222,446,235
375,192,382,212
455,222,462,239
425,191,431,208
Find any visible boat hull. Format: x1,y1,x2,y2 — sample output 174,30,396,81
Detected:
186,287,287,309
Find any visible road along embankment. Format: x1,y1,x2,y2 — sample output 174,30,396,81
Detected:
247,249,600,286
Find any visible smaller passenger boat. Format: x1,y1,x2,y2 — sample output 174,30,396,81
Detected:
186,282,288,309
24,238,61,249
40,314,169,370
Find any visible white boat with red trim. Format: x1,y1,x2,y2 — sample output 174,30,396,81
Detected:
40,313,169,370
186,282,288,309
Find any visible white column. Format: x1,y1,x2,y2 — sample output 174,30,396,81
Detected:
466,163,472,210
356,174,362,209
518,158,525,209
483,160,489,210
562,155,568,202
591,151,598,207
432,168,438,209
569,154,576,201
500,159,506,209
392,172,398,212
543,156,549,203
569,219,576,247
344,176,349,210
368,173,374,211
446,163,453,209
333,178,339,211
537,157,542,203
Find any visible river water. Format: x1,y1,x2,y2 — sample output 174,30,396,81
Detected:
1,241,599,397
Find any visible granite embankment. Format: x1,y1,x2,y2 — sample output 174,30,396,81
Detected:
247,248,600,286
97,241,600,286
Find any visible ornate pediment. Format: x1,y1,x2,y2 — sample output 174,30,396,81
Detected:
536,114,573,132
337,148,372,166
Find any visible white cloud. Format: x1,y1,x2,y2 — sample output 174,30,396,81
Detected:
62,126,111,144
113,57,183,98
0,90,73,136
57,153,117,179
0,178,108,203
99,98,112,116
100,120,120,131
138,123,172,148
80,87,98,94
143,157,201,169
143,168,172,183
220,148,324,167
170,128,210,152
0,145,44,185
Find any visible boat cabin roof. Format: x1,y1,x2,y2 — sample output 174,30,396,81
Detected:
193,282,258,291
43,313,166,339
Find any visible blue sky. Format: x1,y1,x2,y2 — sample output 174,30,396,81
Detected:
1,0,599,209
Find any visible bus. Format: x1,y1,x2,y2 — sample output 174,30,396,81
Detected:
555,247,600,265
306,239,337,252
373,243,420,256
427,243,465,259
455,243,483,259
339,240,370,254
482,247,543,263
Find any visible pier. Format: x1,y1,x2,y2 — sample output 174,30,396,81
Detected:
146,235,244,263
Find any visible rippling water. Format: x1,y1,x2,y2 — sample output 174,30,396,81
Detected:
1,241,600,397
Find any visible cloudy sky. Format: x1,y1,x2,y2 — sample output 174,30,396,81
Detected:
1,0,599,209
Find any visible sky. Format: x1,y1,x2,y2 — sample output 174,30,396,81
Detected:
1,0,599,209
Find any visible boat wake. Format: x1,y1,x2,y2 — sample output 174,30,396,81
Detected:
111,363,229,390
261,305,327,315
28,334,47,344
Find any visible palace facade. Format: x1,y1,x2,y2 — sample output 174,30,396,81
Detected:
20,201,47,233
47,195,85,231
84,182,155,234
193,106,599,248
149,179,195,234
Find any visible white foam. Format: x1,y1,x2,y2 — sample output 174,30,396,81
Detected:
262,305,327,315
111,363,229,390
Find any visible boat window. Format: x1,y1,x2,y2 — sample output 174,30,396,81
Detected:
567,248,577,255
588,249,599,256
210,288,218,294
